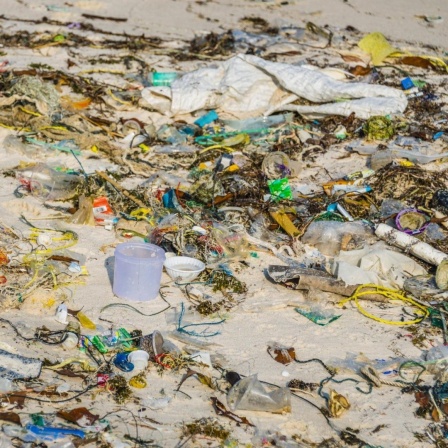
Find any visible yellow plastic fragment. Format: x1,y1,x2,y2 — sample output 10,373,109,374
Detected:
139,143,151,153
45,358,96,372
270,211,300,237
129,375,147,388
77,311,96,330
224,164,239,172
358,32,401,65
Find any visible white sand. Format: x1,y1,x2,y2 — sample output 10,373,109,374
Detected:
0,0,446,446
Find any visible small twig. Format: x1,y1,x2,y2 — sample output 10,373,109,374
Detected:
96,171,146,208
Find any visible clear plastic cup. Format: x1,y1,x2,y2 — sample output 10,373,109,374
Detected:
113,242,165,301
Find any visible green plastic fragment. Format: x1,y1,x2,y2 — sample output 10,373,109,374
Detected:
53,34,66,42
267,178,292,201
295,307,341,326
413,80,426,89
31,414,45,427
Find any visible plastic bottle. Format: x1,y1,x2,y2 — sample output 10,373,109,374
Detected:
156,124,187,145
77,312,96,330
426,345,448,374
223,113,293,131
62,322,80,350
150,72,178,87
16,163,82,201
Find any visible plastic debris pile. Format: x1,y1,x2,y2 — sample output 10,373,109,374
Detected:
0,9,447,448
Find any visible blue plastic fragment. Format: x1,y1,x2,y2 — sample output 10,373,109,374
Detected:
25,424,85,441
194,110,218,128
401,77,414,90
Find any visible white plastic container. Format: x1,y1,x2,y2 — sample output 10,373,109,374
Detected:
164,256,205,282
128,350,149,371
113,242,165,301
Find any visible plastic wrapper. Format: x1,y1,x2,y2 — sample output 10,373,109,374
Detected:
142,54,407,119
333,243,427,289
227,374,291,413
302,221,372,257
70,195,95,226
211,223,249,260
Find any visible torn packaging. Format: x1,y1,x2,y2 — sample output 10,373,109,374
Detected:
142,54,407,119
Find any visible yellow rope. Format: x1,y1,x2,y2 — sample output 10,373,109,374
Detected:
339,284,429,326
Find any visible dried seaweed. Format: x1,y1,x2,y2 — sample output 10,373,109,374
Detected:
369,165,448,208
182,417,230,441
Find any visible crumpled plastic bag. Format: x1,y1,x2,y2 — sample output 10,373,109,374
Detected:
332,243,427,288
302,221,372,257
141,54,407,119
70,195,95,226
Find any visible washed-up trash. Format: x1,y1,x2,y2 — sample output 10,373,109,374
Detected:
70,195,95,226
267,265,357,296
113,242,165,301
262,152,301,180
295,305,342,326
17,163,82,201
24,423,85,442
375,223,448,266
128,350,149,371
227,374,291,413
333,243,428,289
395,208,430,235
164,256,206,282
358,32,400,65
139,330,164,362
0,349,42,380
141,54,407,119
436,260,448,290
267,178,293,201
328,389,351,418
302,221,372,257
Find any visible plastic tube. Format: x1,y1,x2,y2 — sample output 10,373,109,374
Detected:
375,223,448,266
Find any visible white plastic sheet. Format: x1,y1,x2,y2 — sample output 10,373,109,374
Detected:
332,243,427,288
141,54,407,119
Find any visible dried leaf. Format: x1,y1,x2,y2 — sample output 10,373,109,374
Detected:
267,345,296,365
177,369,215,391
431,406,440,422
0,412,21,425
211,397,254,427
67,308,82,317
340,53,365,63
349,65,371,76
5,392,26,409
57,407,99,427
54,369,87,379
400,56,432,69
415,391,429,407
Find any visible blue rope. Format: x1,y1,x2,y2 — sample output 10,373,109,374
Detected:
176,302,225,338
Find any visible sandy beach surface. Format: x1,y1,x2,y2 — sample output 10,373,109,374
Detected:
0,0,447,447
